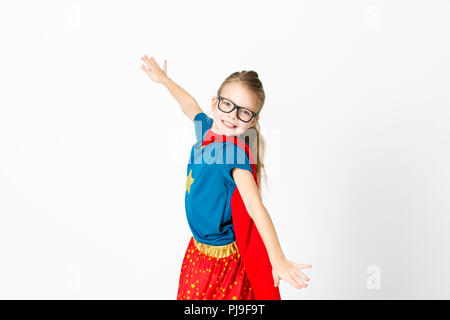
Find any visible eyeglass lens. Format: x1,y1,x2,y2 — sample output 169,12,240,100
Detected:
219,98,253,122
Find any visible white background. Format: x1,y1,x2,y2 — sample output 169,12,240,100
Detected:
0,0,449,299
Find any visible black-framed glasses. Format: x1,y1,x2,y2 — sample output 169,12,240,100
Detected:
217,95,258,123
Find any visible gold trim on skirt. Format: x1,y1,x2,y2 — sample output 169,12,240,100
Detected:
193,237,239,258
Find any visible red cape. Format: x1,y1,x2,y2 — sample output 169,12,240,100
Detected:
202,130,281,300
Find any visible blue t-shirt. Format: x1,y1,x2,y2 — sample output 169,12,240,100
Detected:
185,112,254,246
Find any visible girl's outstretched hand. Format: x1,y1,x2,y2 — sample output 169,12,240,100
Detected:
272,257,312,290
140,54,168,83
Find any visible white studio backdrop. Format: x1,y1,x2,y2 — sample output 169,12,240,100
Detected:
0,0,449,299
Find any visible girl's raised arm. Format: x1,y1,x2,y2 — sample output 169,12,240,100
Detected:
140,54,203,122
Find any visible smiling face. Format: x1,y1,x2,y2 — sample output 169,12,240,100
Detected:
210,82,260,136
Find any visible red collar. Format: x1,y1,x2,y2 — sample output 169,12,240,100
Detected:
202,128,238,146
202,128,256,166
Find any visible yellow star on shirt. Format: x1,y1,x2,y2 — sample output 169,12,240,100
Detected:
186,169,194,194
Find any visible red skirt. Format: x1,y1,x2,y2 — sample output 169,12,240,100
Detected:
177,236,255,300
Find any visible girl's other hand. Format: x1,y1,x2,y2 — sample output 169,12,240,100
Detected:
140,54,168,83
272,257,312,290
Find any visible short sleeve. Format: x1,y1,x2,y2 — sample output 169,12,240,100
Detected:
194,112,213,143
219,142,254,185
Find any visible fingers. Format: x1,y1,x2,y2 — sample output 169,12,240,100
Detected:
289,264,310,289
273,273,280,287
272,261,312,290
140,64,148,72
142,55,159,73
148,55,159,69
141,55,151,69
293,268,310,283
292,270,307,289
140,56,152,75
290,262,311,283
287,272,305,290
142,54,165,75
149,55,156,67
276,270,308,290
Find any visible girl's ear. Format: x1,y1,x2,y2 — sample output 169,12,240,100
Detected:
211,97,218,112
251,115,259,126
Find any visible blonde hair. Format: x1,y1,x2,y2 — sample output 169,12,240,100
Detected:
215,70,269,192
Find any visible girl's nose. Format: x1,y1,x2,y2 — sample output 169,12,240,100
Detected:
229,108,238,119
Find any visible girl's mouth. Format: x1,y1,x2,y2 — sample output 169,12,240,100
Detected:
222,119,237,129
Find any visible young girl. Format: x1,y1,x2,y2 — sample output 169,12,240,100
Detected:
140,55,312,300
